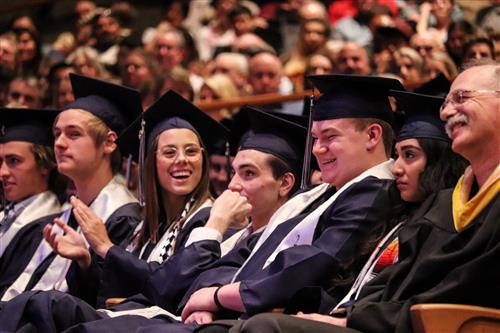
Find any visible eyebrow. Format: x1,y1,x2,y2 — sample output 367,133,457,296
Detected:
399,145,422,151
233,163,258,170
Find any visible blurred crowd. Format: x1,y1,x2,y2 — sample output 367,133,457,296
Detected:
0,0,498,119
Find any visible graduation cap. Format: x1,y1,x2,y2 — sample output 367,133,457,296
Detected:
64,73,142,135
390,90,449,142
118,90,228,161
230,107,308,178
413,73,451,98
307,74,405,125
0,108,60,146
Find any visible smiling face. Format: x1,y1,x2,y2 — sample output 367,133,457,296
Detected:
392,138,427,202
440,65,499,162
0,141,48,202
155,128,203,201
311,118,373,189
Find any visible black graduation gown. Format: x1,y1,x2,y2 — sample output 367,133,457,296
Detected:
180,177,402,316
96,207,211,308
344,190,500,333
0,212,60,299
65,203,142,306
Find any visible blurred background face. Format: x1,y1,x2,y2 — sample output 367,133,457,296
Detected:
7,79,41,108
336,44,371,75
464,43,493,62
73,54,97,77
306,54,333,75
209,154,232,196
122,53,153,89
17,31,36,63
154,32,184,71
248,53,281,94
302,21,327,53
95,15,121,43
0,38,17,72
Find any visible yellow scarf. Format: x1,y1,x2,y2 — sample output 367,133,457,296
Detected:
452,165,500,232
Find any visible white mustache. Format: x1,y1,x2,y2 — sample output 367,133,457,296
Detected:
445,114,469,138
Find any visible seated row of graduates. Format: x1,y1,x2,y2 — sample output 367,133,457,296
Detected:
0,65,497,333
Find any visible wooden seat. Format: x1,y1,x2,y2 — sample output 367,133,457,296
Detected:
410,304,500,333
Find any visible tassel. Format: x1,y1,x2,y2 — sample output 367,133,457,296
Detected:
138,118,146,207
301,92,315,190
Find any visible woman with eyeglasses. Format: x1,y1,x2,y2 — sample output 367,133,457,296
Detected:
190,90,470,333
11,91,250,319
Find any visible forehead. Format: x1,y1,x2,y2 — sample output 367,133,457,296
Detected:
233,149,272,169
250,54,280,70
0,140,33,155
157,127,199,146
395,138,421,149
312,118,356,133
450,65,495,91
55,109,94,128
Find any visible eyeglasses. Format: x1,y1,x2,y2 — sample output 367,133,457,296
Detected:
157,146,203,161
440,89,500,112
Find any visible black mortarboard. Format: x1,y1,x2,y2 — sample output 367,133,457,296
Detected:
413,73,451,98
390,90,449,142
230,107,307,178
307,74,404,125
64,73,142,135
118,90,228,160
0,108,60,146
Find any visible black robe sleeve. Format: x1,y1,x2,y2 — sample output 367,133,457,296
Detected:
176,231,262,312
237,177,402,315
66,202,142,307
94,207,210,308
346,191,500,333
0,213,58,299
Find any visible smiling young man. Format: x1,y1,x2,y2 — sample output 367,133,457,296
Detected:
0,108,62,298
198,62,500,333
91,75,404,333
0,74,143,306
0,107,310,333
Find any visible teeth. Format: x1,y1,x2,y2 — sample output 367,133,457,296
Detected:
171,171,191,178
445,114,468,138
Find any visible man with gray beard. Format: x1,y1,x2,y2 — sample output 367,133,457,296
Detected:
194,60,500,333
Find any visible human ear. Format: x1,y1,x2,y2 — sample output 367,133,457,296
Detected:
366,123,382,151
279,172,295,198
103,131,118,155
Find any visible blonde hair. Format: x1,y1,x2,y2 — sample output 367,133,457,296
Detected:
201,73,240,118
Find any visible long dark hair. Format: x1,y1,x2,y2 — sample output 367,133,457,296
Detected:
417,137,468,197
137,130,211,248
325,137,467,296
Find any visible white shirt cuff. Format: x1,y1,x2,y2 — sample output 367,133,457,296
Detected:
185,227,223,247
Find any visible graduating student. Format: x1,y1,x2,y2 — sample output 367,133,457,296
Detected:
0,106,308,332
194,90,469,333
71,90,240,306
0,73,143,305
0,108,63,298
87,75,406,333
200,62,500,333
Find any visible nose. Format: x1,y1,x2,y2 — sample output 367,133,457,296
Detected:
0,160,9,178
227,174,242,192
312,140,327,157
391,158,404,177
54,133,67,150
439,102,456,121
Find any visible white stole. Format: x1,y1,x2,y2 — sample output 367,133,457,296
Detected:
232,160,394,282
2,178,138,301
0,191,61,257
141,199,212,263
